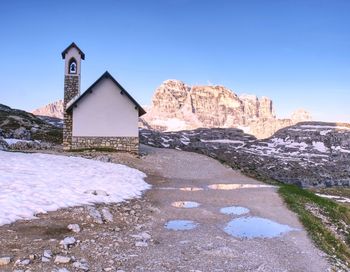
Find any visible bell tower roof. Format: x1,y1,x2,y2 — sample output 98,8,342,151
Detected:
61,42,85,60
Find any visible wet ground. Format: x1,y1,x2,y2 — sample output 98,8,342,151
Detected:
131,145,330,271
223,216,297,239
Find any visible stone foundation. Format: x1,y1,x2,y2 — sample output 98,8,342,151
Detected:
71,136,139,153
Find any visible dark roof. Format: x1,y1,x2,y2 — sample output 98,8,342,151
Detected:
66,71,146,117
61,42,85,60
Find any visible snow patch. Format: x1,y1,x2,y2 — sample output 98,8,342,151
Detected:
332,146,350,153
151,118,188,132
268,138,308,150
236,125,250,133
201,139,245,145
3,138,39,145
320,130,332,136
300,125,350,130
0,151,150,226
312,141,328,153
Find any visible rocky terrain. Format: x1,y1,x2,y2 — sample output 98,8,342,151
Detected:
140,121,350,187
141,79,312,138
0,195,154,272
0,104,62,150
32,80,312,139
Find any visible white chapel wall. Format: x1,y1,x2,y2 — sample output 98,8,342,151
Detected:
72,78,139,137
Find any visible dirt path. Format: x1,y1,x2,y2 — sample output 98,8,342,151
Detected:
126,145,330,271
0,146,331,272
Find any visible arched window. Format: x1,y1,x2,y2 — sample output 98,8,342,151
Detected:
69,58,77,74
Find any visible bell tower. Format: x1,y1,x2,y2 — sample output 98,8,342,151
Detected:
61,42,85,150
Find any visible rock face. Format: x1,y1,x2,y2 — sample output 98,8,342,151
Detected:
32,99,64,119
140,122,350,187
142,79,312,139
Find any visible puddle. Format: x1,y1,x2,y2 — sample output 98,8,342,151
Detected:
220,206,249,215
165,220,198,231
172,201,200,208
155,187,204,191
224,216,297,238
180,187,204,191
208,184,276,190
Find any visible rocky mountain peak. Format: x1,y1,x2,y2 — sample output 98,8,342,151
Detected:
32,99,64,119
143,79,311,138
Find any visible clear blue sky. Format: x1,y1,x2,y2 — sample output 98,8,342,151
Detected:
0,0,349,122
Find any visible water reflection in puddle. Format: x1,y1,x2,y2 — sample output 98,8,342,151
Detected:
165,220,198,230
172,201,200,208
220,206,249,215
208,184,276,190
224,216,296,238
180,187,204,192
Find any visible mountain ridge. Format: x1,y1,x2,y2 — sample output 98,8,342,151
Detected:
32,79,312,139
141,79,312,138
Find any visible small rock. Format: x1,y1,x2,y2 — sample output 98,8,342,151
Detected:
18,259,31,265
140,232,151,241
29,254,35,260
43,249,52,259
60,237,76,249
0,256,11,265
95,189,109,196
87,207,103,224
56,269,70,272
135,241,148,247
131,232,151,242
73,261,89,271
132,204,141,210
85,190,109,196
103,268,112,272
68,224,81,233
101,208,113,222
41,257,50,263
54,255,71,264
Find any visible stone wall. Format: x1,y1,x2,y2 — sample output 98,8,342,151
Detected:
63,75,80,150
64,75,80,103
71,136,139,153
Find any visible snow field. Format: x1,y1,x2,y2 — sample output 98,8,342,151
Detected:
0,151,150,225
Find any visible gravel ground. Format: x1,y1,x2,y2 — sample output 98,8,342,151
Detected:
0,145,331,271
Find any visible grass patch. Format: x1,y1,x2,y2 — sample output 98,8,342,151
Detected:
32,129,63,144
279,184,350,266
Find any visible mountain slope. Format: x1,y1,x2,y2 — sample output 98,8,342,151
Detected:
140,121,350,187
0,104,62,149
